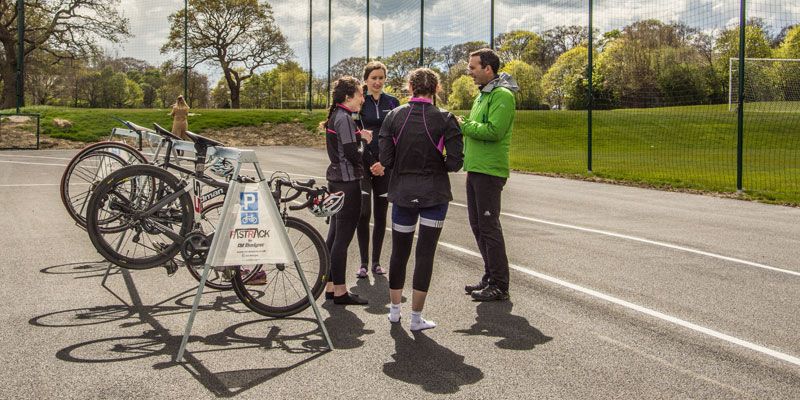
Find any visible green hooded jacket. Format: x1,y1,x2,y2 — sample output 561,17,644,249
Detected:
461,72,518,178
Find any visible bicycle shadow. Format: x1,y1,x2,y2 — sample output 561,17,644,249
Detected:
383,324,484,394
453,301,552,350
33,265,331,397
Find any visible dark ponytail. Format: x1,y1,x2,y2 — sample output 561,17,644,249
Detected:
319,76,362,131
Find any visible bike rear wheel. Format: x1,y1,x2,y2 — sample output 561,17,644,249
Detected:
230,216,328,318
86,164,193,270
61,141,148,228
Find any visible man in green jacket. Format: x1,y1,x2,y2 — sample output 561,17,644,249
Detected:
461,48,518,301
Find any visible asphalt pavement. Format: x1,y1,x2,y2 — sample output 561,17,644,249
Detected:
0,146,798,399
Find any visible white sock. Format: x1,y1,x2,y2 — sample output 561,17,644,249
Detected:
388,303,401,323
410,311,436,331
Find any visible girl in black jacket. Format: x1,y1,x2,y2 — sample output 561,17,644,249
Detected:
322,76,371,305
356,61,400,279
378,68,464,330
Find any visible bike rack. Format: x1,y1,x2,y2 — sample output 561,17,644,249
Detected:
174,146,334,361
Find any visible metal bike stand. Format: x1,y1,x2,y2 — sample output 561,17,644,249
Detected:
100,230,127,286
175,148,333,362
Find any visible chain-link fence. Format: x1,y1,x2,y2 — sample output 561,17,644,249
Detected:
3,0,799,201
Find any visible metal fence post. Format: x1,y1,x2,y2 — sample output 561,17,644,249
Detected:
308,0,313,111
490,0,495,49
587,0,593,173
327,0,331,108
737,0,746,192
419,0,424,66
184,0,188,100
16,0,25,113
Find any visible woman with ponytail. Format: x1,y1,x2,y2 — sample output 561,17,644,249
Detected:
378,68,464,330
322,76,372,305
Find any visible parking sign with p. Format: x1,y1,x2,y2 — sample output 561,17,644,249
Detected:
241,192,259,211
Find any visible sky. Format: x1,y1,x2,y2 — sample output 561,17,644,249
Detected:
109,0,799,82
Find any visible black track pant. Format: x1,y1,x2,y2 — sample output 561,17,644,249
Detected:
356,173,390,266
325,180,362,285
466,172,509,291
388,203,447,292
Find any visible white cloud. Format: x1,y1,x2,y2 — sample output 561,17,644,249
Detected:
107,0,799,81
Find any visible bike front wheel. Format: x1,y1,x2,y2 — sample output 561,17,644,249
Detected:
230,216,329,318
86,164,193,270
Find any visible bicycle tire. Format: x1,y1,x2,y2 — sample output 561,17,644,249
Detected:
60,141,148,228
231,216,329,318
183,201,264,291
86,164,193,270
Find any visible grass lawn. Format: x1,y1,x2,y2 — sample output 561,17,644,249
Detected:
1,106,327,142
510,104,800,204
3,104,798,204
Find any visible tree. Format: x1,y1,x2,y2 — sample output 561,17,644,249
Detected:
714,23,774,102
500,60,544,109
495,30,543,67
383,47,442,90
596,20,712,107
0,0,130,108
540,26,591,69
448,75,477,110
438,41,488,71
162,0,292,108
775,25,800,100
331,56,366,80
543,46,590,110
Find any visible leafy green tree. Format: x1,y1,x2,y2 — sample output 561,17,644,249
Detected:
774,25,800,100
540,26,592,69
500,60,544,109
162,0,292,108
597,19,713,107
0,0,130,108
543,46,589,109
495,30,543,67
384,47,442,90
331,56,366,80
448,75,478,110
438,41,489,71
124,78,144,108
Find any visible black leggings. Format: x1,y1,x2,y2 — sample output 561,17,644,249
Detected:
325,180,362,285
388,203,448,292
356,173,390,266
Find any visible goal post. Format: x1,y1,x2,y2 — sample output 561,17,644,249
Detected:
729,57,800,112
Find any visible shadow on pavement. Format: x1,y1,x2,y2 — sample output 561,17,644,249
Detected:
454,301,553,350
354,274,391,315
32,266,330,397
383,324,484,394
319,301,375,349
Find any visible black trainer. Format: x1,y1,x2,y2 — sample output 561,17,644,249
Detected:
464,280,489,294
471,284,509,301
333,292,369,305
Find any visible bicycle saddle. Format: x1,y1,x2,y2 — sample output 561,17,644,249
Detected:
152,123,184,141
185,131,225,148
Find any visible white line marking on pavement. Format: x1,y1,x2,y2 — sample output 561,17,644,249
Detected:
437,240,800,367
0,160,67,167
0,154,72,161
253,168,795,276
0,183,58,187
449,202,799,277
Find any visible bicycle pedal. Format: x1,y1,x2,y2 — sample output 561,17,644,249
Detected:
164,260,179,276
